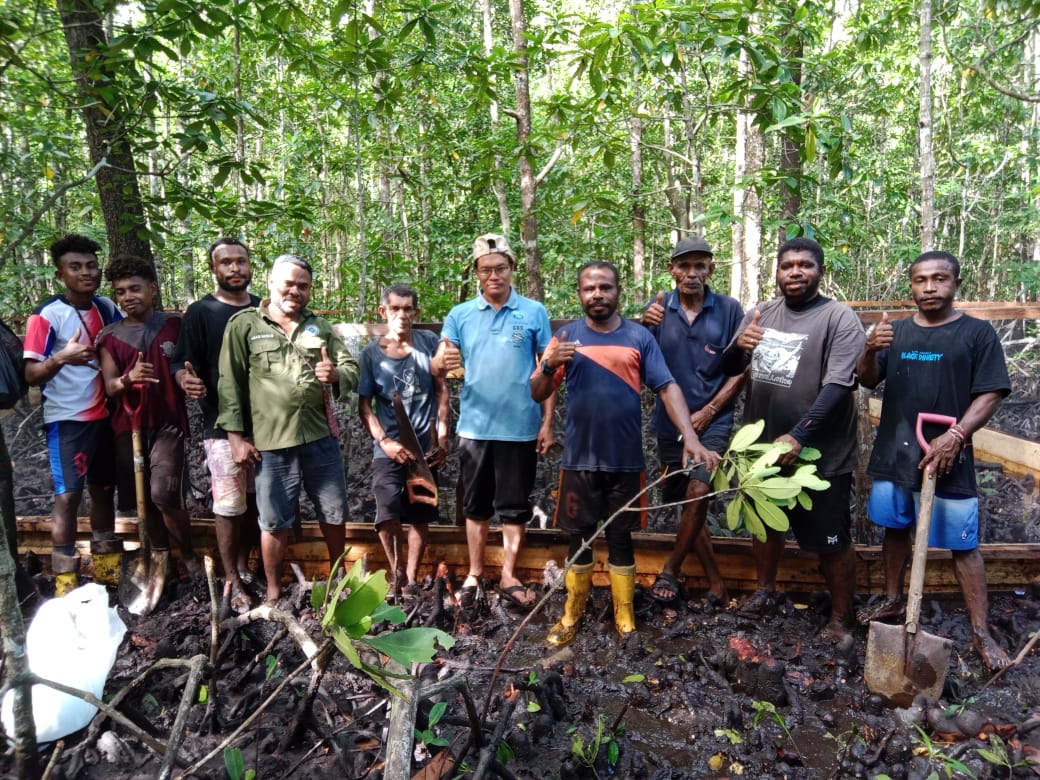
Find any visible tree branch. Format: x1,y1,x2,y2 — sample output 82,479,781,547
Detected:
0,158,108,269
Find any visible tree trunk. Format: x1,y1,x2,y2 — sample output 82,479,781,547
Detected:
630,115,646,291
0,429,39,779
779,39,803,246
731,48,763,308
482,0,512,236
508,0,543,300
919,0,935,250
57,0,155,268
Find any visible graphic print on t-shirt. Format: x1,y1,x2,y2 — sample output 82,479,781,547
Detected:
393,366,420,402
750,327,807,388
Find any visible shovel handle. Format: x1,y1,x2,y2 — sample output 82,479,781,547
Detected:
905,412,954,635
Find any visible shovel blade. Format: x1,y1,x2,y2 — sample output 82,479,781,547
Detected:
865,620,953,707
118,548,169,617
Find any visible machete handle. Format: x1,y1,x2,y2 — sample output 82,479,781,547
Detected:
915,412,957,454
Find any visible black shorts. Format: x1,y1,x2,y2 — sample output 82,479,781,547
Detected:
787,472,852,554
658,425,732,504
457,438,536,524
371,457,439,526
554,469,647,535
115,425,186,510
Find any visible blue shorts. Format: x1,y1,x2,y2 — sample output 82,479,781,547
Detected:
867,480,979,550
255,437,347,532
45,419,116,495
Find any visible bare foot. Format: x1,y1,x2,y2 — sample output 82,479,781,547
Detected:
973,630,1010,671
182,555,204,579
856,595,904,625
817,619,851,643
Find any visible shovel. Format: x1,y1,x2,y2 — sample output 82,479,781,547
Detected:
864,412,956,706
118,387,168,615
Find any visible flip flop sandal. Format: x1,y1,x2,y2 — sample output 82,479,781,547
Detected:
650,571,683,603
456,583,479,609
498,584,536,609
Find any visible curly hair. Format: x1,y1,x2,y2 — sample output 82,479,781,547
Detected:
105,254,157,284
49,234,101,267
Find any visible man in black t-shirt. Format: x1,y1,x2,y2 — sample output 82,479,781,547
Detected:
858,251,1010,671
171,238,261,615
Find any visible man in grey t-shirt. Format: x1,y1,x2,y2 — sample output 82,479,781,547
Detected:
722,237,865,641
358,284,449,595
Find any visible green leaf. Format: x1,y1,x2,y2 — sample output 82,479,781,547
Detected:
751,496,791,532
725,494,744,532
334,570,389,630
527,701,542,712
751,476,802,500
224,747,245,780
371,601,408,625
428,700,448,727
797,446,822,462
197,683,208,704
623,673,645,683
311,581,328,611
789,465,830,491
332,626,364,669
713,465,731,494
361,626,455,665
496,739,515,764
607,739,619,766
796,491,813,510
728,420,765,452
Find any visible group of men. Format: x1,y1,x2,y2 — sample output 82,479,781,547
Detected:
24,230,1010,671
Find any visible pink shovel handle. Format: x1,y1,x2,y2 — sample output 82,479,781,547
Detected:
915,412,957,453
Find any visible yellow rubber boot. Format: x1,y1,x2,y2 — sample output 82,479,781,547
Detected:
91,538,123,587
609,563,636,636
547,563,594,647
52,551,80,597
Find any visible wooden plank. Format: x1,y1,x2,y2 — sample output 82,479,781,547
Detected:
867,397,1040,479
17,518,1040,595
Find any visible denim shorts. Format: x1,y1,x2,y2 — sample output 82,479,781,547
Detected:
868,480,979,550
255,437,346,532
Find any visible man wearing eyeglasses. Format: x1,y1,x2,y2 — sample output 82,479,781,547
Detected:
435,234,554,609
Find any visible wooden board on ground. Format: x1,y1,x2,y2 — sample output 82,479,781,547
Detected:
16,517,1040,596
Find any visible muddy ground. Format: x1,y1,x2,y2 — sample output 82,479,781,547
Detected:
2,327,1039,779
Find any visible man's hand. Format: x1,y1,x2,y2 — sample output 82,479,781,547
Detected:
128,351,161,384
425,444,447,469
642,291,666,327
56,326,97,367
435,336,463,375
178,361,207,399
919,431,962,477
542,330,578,372
735,309,763,351
536,422,555,455
774,433,803,466
690,407,713,435
683,438,721,474
865,311,893,353
315,345,339,384
380,437,416,465
228,432,261,465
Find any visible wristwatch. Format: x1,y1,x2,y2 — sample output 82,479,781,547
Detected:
540,360,555,377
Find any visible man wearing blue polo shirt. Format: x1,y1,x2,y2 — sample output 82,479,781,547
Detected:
436,234,554,609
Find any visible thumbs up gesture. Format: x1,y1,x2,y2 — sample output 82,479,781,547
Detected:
178,360,207,399
542,329,577,372
737,309,764,351
642,290,667,327
314,344,339,384
434,335,463,377
867,310,894,352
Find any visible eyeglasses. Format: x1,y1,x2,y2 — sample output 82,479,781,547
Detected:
476,264,512,278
